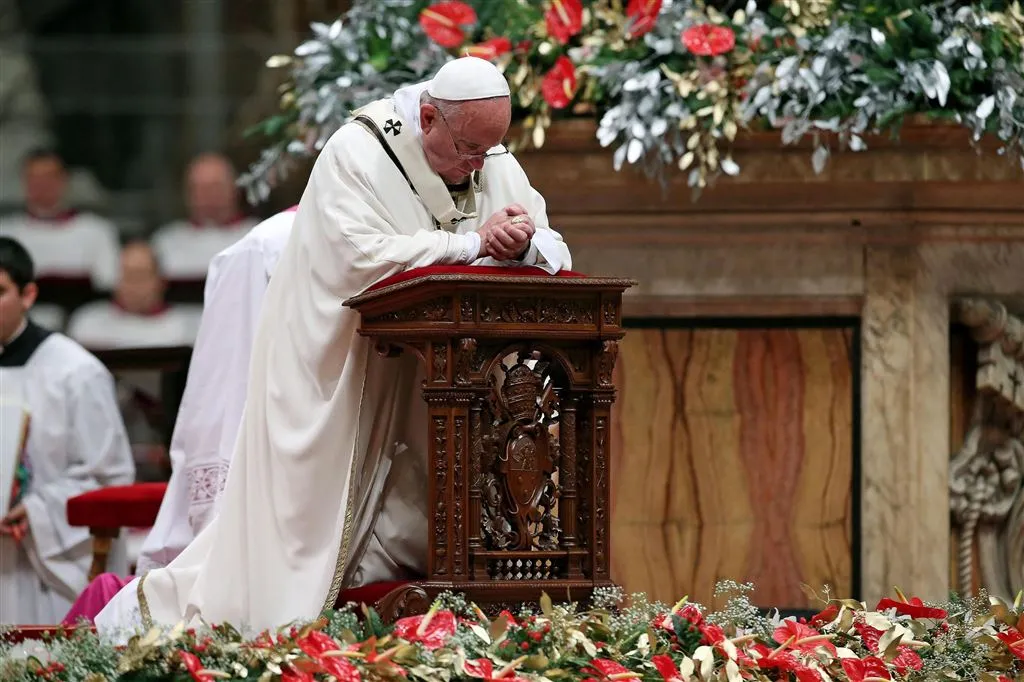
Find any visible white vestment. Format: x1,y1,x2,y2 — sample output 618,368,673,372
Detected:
0,211,121,291
96,84,571,637
0,323,135,625
135,210,297,574
151,218,260,282
66,303,202,350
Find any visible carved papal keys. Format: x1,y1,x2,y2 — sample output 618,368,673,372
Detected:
344,265,635,612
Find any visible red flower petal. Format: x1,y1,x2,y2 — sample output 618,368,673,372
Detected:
420,2,478,49
997,629,1024,660
464,658,495,678
773,620,836,654
179,651,213,682
625,0,662,38
681,24,736,57
809,603,840,627
586,659,633,678
545,0,584,44
875,597,948,620
465,37,513,60
892,647,923,674
541,56,578,109
651,654,679,682
393,610,458,650
841,656,892,682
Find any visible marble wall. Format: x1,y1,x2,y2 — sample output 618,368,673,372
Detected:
566,236,1024,604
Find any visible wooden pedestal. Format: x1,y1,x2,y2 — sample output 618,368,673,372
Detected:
345,268,634,610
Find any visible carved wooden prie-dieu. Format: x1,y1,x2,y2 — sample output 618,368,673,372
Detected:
345,268,635,608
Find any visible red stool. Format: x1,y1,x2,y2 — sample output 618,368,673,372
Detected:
66,483,167,581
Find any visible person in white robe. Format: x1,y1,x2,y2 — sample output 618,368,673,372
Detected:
150,154,259,282
136,207,298,573
0,149,120,292
96,57,572,637
66,240,202,350
0,236,135,625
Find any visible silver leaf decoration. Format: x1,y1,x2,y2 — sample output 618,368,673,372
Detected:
811,145,830,174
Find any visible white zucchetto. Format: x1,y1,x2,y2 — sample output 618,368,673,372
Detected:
426,57,511,101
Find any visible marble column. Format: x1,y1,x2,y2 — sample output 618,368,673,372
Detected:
861,246,950,603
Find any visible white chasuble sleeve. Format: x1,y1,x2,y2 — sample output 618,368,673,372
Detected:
473,152,572,274
136,242,269,574
22,362,135,595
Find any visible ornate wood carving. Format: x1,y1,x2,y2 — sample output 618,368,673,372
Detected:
374,584,431,623
345,271,634,607
371,297,453,323
950,298,1024,600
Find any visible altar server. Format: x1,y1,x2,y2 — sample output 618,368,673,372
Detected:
97,57,571,637
0,149,120,291
150,154,258,282
0,236,134,625
67,240,201,350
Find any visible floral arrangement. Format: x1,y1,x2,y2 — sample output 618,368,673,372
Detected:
240,0,1024,202
4,583,1024,682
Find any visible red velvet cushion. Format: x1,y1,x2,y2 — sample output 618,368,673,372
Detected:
335,580,414,608
368,265,586,292
66,483,167,529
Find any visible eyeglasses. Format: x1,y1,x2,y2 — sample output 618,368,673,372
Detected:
435,108,506,160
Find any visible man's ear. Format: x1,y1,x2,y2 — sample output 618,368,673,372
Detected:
419,103,437,133
20,282,38,310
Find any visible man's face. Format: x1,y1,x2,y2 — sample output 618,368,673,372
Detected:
186,156,238,225
23,157,68,216
0,271,35,341
419,97,511,184
115,243,165,314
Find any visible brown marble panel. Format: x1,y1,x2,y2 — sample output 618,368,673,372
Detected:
611,325,855,609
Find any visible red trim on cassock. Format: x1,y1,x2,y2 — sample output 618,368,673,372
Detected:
66,482,167,529
367,265,586,292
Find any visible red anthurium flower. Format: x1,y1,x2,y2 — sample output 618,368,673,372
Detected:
876,597,948,620
625,0,662,38
420,1,478,49
997,628,1024,660
582,658,634,682
464,657,531,682
465,37,513,60
809,603,840,627
681,24,736,56
295,630,362,682
393,609,458,650
891,647,923,675
752,644,816,680
545,0,584,44
541,56,578,109
841,656,891,682
773,620,837,655
179,651,213,682
651,654,680,682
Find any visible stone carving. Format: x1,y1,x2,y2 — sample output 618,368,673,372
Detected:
950,298,1024,599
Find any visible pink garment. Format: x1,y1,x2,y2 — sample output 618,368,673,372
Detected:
62,573,134,625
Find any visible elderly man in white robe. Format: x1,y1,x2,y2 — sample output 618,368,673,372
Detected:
97,56,571,636
0,236,135,625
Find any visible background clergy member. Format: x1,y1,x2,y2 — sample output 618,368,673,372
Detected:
0,236,135,625
60,208,299,626
97,56,571,637
66,240,201,350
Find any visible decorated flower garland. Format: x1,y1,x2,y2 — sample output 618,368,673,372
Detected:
3,583,1024,681
239,0,1024,202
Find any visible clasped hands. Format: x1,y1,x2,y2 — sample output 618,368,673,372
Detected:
0,502,28,542
477,204,534,261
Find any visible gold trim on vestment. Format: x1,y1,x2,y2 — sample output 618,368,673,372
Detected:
137,572,153,630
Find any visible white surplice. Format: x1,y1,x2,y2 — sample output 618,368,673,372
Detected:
0,212,121,291
135,209,297,574
0,322,135,625
150,218,260,282
66,303,202,350
96,82,571,637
